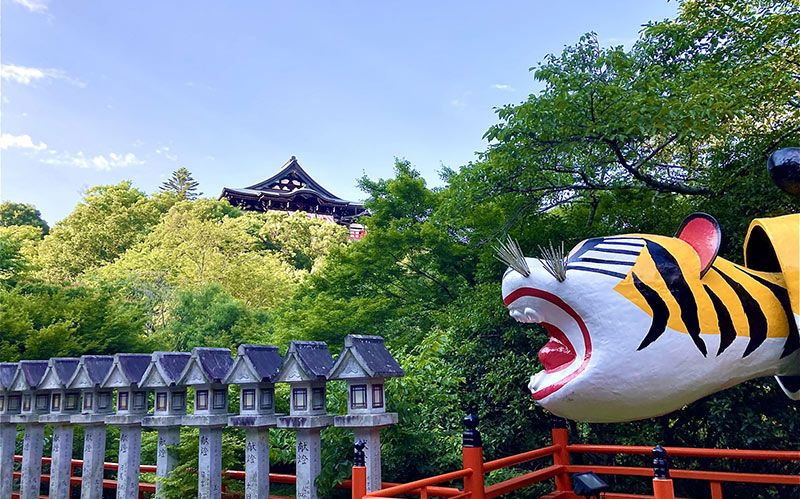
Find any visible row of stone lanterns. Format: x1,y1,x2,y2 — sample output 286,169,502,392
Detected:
0,334,404,499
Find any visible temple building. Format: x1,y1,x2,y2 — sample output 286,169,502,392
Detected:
220,157,367,239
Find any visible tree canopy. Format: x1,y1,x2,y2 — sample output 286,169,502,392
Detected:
160,167,203,200
0,201,49,235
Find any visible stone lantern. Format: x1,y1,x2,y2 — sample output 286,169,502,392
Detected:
8,360,49,499
68,355,115,499
276,341,335,499
38,358,81,498
140,351,191,498
103,353,152,499
0,363,18,499
330,335,405,492
225,344,283,499
179,347,234,499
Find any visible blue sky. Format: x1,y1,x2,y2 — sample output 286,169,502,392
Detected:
1,0,678,225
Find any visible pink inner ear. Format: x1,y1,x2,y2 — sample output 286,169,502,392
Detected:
677,217,720,273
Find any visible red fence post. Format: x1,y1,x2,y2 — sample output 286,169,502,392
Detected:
551,417,573,493
353,441,368,499
652,445,676,499
462,414,485,499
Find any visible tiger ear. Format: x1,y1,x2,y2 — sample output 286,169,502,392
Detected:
674,213,721,278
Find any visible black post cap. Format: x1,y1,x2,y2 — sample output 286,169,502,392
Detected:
551,416,568,429
652,445,670,479
768,147,800,196
463,413,482,447
353,440,366,467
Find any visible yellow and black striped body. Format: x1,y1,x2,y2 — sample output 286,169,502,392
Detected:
608,235,800,360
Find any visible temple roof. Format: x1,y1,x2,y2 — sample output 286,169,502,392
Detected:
220,156,365,209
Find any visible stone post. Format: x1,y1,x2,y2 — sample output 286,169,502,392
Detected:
39,357,82,499
49,423,75,498
81,422,108,499
198,426,224,499
0,362,21,499
20,422,45,499
276,341,335,499
116,424,143,499
225,344,284,499
294,427,324,499
353,427,383,491
0,422,16,499
103,353,152,499
156,426,180,492
180,348,234,499
68,355,115,499
329,335,405,492
9,361,50,499
140,351,192,499
243,427,271,499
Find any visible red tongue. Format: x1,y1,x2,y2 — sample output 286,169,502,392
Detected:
539,323,576,372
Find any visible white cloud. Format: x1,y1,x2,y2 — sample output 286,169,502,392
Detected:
10,0,47,12
491,84,515,91
1,64,86,87
41,151,143,171
156,146,178,161
450,98,466,108
0,133,47,151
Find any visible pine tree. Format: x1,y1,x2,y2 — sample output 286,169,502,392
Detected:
160,168,202,200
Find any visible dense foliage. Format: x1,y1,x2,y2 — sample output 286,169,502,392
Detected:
1,1,799,498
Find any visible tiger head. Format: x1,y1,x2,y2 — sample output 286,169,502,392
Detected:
501,213,800,422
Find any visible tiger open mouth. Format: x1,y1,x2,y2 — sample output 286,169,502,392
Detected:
503,287,592,400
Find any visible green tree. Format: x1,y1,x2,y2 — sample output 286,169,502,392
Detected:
153,284,270,351
0,282,149,361
0,202,49,235
160,167,203,200
36,182,175,281
471,0,799,228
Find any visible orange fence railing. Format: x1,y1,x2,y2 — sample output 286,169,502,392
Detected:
10,415,800,499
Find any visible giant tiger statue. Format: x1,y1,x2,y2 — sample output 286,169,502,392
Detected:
499,148,800,422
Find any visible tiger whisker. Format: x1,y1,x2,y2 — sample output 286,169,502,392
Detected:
538,241,567,282
492,236,530,277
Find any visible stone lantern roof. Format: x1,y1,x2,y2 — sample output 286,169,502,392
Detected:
0,363,18,391
67,356,114,389
329,335,405,380
223,344,282,385
139,352,192,387
103,354,151,388
39,358,80,390
277,341,334,382
9,360,48,391
180,348,234,385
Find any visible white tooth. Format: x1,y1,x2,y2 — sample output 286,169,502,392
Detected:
523,307,541,323
511,310,523,321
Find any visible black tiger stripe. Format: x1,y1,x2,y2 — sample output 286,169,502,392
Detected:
576,257,635,266
633,272,670,350
566,265,628,279
645,241,707,356
737,267,800,358
714,268,768,358
704,284,736,356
